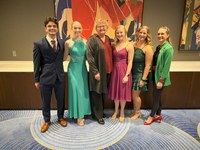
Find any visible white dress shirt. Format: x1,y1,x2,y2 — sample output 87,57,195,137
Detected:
46,35,57,49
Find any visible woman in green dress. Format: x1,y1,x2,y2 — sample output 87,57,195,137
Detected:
130,26,153,120
64,21,91,126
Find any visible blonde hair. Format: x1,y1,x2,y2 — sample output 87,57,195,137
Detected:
95,19,108,29
159,26,172,46
114,25,127,44
71,21,82,29
136,26,152,46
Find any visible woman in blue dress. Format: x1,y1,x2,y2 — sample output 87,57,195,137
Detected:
64,21,91,126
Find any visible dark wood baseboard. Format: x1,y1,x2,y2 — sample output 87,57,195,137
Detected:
0,72,200,109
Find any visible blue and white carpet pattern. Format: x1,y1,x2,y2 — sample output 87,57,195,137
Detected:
31,111,130,150
0,110,199,150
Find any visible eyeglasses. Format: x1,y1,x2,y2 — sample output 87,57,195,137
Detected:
97,25,106,29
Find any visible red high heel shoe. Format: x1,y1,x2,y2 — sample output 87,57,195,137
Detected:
153,116,163,122
144,117,154,125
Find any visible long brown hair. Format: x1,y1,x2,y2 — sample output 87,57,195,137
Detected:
136,26,152,46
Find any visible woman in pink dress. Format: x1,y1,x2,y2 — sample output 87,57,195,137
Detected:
108,25,134,122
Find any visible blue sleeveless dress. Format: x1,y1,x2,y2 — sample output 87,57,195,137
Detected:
67,39,91,119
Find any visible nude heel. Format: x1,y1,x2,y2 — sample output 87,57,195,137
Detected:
111,111,118,120
130,111,141,120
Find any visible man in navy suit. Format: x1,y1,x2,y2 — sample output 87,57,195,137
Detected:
33,17,67,133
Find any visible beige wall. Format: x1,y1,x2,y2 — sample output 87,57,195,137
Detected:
0,0,54,60
143,0,200,61
0,0,200,61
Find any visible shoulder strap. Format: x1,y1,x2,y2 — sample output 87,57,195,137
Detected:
141,44,147,50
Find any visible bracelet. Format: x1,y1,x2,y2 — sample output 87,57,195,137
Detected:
125,74,129,77
141,79,146,82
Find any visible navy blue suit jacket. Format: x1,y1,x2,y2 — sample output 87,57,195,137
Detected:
33,37,65,85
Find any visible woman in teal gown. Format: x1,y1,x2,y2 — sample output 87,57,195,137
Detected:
64,21,91,126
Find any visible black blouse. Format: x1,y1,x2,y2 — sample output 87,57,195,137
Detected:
152,45,162,82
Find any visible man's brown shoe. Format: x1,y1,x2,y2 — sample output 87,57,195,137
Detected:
41,122,50,133
58,118,67,127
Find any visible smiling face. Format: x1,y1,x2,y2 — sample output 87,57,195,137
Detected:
115,26,126,42
157,28,169,45
72,21,82,38
45,21,58,37
138,28,148,42
96,23,108,36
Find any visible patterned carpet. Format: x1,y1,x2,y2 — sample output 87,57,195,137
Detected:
0,109,199,150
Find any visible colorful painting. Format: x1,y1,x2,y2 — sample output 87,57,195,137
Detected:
180,0,200,50
54,0,143,41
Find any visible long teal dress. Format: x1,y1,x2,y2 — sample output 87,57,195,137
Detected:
132,47,148,91
68,39,91,119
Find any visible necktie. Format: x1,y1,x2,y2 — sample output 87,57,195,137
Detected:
51,40,57,51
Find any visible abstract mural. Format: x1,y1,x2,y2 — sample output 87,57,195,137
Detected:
54,0,143,41
180,0,200,50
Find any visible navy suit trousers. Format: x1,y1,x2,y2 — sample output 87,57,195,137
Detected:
40,79,65,122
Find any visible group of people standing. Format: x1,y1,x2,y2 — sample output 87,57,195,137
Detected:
33,17,174,133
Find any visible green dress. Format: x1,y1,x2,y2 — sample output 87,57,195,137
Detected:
68,39,91,119
132,47,148,91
